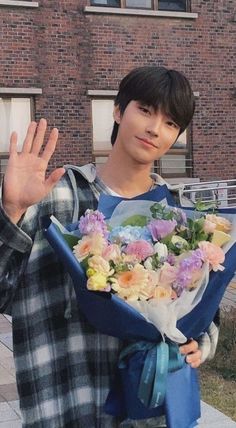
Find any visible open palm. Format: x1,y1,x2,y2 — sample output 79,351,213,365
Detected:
3,119,65,222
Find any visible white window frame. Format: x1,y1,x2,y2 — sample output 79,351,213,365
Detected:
85,0,197,19
0,90,40,178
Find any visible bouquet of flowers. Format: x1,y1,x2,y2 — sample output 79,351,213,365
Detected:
72,200,229,344
44,185,236,427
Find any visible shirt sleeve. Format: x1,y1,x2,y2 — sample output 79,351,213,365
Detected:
197,321,219,363
0,202,33,313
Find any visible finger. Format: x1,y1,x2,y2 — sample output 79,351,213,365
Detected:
22,121,37,153
9,132,18,155
41,128,59,162
31,118,47,155
186,350,202,365
189,360,202,369
45,168,65,193
179,339,198,355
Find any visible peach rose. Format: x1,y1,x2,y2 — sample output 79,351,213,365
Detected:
198,241,225,271
205,214,232,233
203,219,216,234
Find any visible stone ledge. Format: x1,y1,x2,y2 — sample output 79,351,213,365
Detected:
0,0,38,7
0,87,42,95
84,6,198,19
88,89,200,97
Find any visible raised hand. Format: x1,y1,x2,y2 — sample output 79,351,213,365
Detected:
3,118,65,223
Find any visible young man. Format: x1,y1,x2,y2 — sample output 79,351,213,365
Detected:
0,66,218,428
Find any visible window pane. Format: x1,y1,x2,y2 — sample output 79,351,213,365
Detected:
91,0,120,7
158,1,187,12
160,154,187,174
173,130,187,148
0,98,31,153
0,156,8,182
126,0,152,9
92,99,114,151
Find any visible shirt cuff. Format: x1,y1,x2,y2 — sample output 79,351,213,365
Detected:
0,203,32,253
198,322,219,363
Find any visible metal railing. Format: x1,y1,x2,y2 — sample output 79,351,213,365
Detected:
180,179,236,208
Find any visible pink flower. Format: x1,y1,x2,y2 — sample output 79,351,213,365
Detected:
198,241,225,271
125,240,154,262
102,244,121,263
158,263,178,287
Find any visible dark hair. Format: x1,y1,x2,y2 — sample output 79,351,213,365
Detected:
111,66,195,145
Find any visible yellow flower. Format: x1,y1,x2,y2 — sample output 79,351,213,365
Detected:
86,268,96,278
87,272,107,291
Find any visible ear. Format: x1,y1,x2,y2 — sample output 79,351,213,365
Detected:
113,105,121,124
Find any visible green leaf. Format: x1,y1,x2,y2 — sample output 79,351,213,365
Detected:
63,233,79,248
194,200,218,211
121,215,148,227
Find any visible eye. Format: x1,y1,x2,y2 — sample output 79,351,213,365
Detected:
139,105,151,115
166,120,179,129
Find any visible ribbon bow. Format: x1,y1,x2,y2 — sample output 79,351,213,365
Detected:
119,340,185,408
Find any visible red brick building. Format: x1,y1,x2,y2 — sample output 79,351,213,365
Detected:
0,0,235,181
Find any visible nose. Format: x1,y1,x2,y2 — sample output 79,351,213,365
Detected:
145,117,161,138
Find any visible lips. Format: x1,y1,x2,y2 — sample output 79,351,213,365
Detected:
136,136,157,148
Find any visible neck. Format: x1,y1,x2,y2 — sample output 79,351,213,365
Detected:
98,146,153,198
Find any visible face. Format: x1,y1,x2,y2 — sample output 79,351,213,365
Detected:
113,100,181,166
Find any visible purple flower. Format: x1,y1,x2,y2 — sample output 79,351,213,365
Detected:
172,207,187,225
79,209,109,238
173,270,192,296
173,249,204,296
181,249,204,271
148,219,177,241
166,253,176,266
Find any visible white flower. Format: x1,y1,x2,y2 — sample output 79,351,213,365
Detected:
154,242,168,259
144,257,153,270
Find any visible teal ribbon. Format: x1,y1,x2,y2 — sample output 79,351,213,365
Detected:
119,341,185,409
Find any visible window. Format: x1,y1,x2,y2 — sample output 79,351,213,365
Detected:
92,99,114,165
0,97,33,179
91,98,193,177
90,0,189,11
158,1,187,11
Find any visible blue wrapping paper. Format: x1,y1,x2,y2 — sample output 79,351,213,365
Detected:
44,185,236,427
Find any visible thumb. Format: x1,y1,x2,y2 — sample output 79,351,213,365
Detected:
45,167,65,193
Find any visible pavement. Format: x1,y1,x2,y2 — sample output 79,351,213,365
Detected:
0,281,236,428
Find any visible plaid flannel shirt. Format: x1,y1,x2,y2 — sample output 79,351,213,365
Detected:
0,164,219,428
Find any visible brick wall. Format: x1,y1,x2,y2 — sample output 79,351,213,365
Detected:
0,0,235,180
